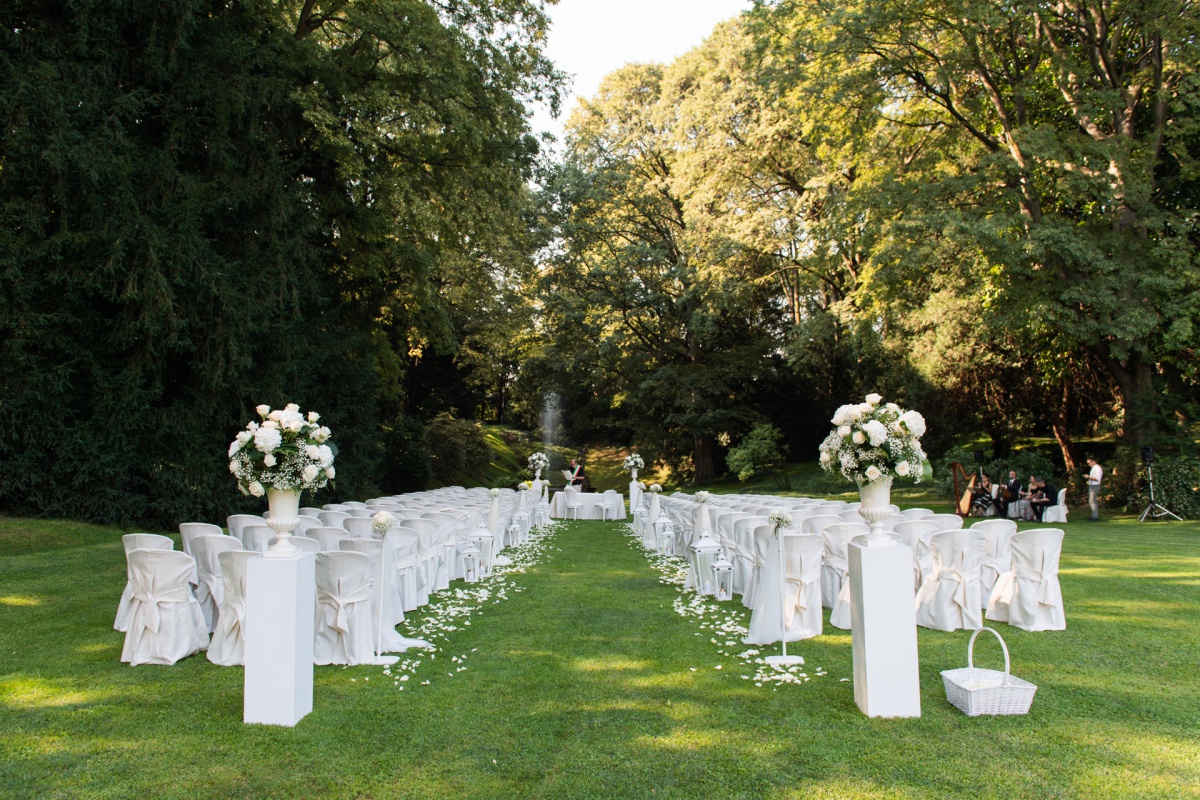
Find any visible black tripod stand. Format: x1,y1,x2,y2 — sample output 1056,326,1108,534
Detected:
1139,462,1182,522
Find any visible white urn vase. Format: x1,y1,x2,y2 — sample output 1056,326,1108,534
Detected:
265,487,302,558
534,469,541,481
631,468,638,481
856,476,895,546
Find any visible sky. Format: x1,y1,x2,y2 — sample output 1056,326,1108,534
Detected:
529,0,753,147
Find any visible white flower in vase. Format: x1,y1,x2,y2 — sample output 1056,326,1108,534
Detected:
256,404,271,416
248,481,265,497
864,464,883,482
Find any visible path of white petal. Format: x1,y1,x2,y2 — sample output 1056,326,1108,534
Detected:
354,521,566,690
621,522,843,690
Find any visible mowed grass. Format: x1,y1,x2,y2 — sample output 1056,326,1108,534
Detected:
1,514,1199,799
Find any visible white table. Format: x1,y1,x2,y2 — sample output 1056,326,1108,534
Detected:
550,492,627,520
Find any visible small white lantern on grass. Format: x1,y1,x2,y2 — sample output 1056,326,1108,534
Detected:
471,525,495,577
507,521,521,549
462,542,481,583
711,550,735,601
690,528,722,596
654,515,675,555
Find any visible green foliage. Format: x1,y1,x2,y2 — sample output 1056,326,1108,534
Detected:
423,413,490,485
726,424,791,489
1125,456,1200,520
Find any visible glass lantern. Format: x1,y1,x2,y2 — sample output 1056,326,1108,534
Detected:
633,506,647,536
654,514,675,555
690,530,722,596
471,526,495,577
507,521,522,549
462,542,481,583
711,550,735,601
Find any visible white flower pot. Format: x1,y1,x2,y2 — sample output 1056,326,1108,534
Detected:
265,487,302,558
631,468,638,481
856,476,896,547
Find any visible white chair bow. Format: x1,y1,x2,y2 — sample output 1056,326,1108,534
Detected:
120,549,209,666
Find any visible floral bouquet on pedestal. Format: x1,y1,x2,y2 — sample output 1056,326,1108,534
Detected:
818,394,928,485
622,452,645,472
528,452,549,478
228,404,335,497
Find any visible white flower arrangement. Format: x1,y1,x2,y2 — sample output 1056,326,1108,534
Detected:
372,511,395,536
228,404,334,496
695,491,711,504
488,488,500,498
622,452,645,471
819,394,928,485
528,452,549,471
649,484,662,493
768,509,793,530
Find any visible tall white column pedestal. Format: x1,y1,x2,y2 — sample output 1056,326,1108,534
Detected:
848,541,921,718
244,552,315,726
629,481,641,518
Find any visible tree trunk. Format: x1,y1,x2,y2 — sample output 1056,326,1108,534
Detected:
1050,382,1081,494
1092,345,1157,446
692,435,716,483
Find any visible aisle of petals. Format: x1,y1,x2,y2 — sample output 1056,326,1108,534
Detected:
359,521,564,690
623,522,840,689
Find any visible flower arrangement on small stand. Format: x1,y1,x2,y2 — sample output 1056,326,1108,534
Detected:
622,452,644,481
818,393,926,718
764,510,804,668
229,404,334,558
528,451,549,481
818,393,928,545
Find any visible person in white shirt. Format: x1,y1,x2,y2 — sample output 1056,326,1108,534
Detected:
1086,457,1104,521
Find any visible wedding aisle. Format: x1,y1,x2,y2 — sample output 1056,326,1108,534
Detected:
1,517,1197,798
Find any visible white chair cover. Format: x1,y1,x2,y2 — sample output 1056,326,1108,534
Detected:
268,535,321,553
743,523,775,610
310,526,350,552
226,514,264,543
179,522,222,556
318,510,351,528
745,532,823,644
927,513,965,531
826,523,869,629
731,516,767,596
820,524,856,609
972,518,1018,604
387,528,423,612
344,517,375,538
191,534,243,633
115,533,174,632
914,529,985,631
207,550,255,666
899,508,933,520
242,525,273,554
314,551,375,666
987,527,1066,631
1042,489,1069,524
120,549,209,666
893,519,939,590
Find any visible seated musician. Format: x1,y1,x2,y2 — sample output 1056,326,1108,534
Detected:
1031,476,1057,521
1020,476,1040,520
971,474,995,515
997,470,1021,516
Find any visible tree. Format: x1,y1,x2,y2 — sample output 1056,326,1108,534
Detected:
727,423,792,489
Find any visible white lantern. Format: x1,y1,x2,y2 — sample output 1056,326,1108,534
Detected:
507,521,521,549
654,514,675,555
711,550,735,601
462,542,481,583
690,530,722,596
471,526,495,577
632,506,647,536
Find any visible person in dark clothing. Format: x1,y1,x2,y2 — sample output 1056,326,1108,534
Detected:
1031,477,1057,521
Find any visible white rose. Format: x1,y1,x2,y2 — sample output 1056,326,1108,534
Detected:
866,393,883,405
287,419,303,433
899,410,927,438
863,420,888,447
228,461,239,474
254,426,282,453
228,440,242,457
819,451,831,464
852,431,866,445
325,465,335,479
308,411,320,423
248,481,265,497
237,431,252,445
831,405,852,426
885,403,900,412
305,445,321,459
263,453,276,467
256,404,271,416
837,425,852,438
247,421,259,433
317,445,333,467
865,465,882,481
285,403,299,413
302,464,319,482
895,462,910,476
262,419,279,429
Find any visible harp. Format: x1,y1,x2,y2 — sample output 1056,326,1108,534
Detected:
950,462,977,517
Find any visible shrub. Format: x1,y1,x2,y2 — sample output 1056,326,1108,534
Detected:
727,424,791,490
1123,455,1200,519
423,413,489,485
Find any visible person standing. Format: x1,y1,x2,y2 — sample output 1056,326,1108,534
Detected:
1086,457,1104,521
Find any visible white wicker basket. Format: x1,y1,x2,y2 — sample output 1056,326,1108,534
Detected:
941,627,1037,716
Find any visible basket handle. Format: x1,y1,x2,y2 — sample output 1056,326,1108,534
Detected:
967,626,1011,682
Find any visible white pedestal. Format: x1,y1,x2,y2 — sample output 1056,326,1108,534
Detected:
848,541,921,718
244,552,315,726
628,481,641,517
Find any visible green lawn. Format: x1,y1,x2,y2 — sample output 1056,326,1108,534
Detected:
2,514,1198,799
